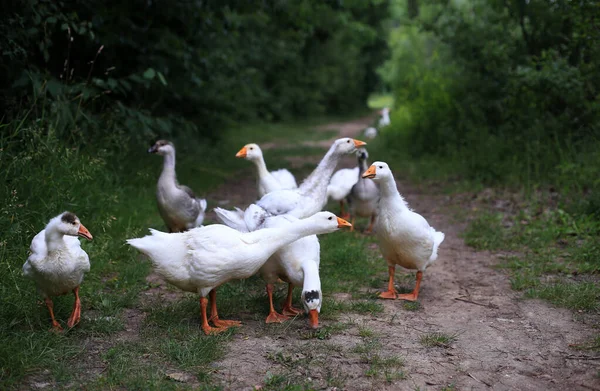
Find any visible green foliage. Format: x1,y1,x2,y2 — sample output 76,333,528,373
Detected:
464,196,600,313
378,0,600,192
1,0,390,144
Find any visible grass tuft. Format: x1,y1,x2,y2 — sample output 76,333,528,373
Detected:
419,332,458,348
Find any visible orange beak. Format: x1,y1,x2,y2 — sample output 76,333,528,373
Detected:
362,165,376,179
336,217,352,228
235,146,247,158
353,139,367,148
308,309,319,329
77,224,93,240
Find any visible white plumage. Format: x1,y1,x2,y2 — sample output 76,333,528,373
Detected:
362,162,444,301
249,138,366,223
236,143,297,197
127,211,347,334
214,208,348,328
23,212,92,330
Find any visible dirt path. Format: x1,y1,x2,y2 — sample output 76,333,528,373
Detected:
207,115,600,390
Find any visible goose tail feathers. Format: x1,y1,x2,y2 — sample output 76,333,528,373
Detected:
429,230,445,261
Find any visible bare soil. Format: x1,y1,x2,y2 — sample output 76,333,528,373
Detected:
206,115,600,390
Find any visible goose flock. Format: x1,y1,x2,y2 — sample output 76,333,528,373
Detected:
23,119,445,336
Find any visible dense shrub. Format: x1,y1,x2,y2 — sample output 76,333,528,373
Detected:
379,0,600,189
1,0,390,145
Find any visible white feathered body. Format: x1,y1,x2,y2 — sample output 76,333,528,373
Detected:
260,215,320,286
349,176,380,218
214,209,323,310
23,230,90,298
127,218,331,298
327,167,359,202
375,186,444,272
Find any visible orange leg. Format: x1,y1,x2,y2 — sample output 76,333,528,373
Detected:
398,271,423,301
364,215,376,234
45,298,62,331
67,286,81,328
340,201,350,220
209,289,241,328
350,216,356,232
200,297,225,335
378,266,398,299
265,284,289,323
281,284,303,316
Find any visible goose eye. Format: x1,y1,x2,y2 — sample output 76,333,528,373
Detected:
346,140,350,143
250,147,254,150
379,166,383,169
328,216,332,220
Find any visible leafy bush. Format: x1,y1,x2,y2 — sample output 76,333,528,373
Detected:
1,0,390,146
378,0,600,191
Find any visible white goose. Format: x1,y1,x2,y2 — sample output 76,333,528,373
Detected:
23,212,93,330
379,107,391,127
127,211,350,334
247,138,366,225
214,206,350,328
236,143,297,197
347,148,380,233
362,162,444,301
326,166,360,219
364,127,378,140
149,140,207,232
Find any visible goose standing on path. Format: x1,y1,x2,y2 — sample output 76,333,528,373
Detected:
23,212,93,330
127,211,351,334
236,143,297,197
149,140,207,232
347,148,380,233
362,162,444,301
243,138,366,226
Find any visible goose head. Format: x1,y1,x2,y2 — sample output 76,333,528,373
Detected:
302,211,352,235
333,138,367,155
362,161,392,182
148,140,175,156
235,143,263,161
301,289,322,329
51,212,93,240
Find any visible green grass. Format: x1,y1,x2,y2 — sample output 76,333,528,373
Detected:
0,108,394,389
419,332,458,348
463,206,600,314
367,93,394,110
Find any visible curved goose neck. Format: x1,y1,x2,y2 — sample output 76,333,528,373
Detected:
379,175,408,209
244,219,328,258
252,156,270,179
252,157,279,190
301,260,321,292
45,221,67,253
358,157,369,177
298,144,339,195
159,149,176,184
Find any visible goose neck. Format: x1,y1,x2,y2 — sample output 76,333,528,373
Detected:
253,157,271,179
301,260,321,292
45,225,67,253
379,177,407,207
299,145,338,194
